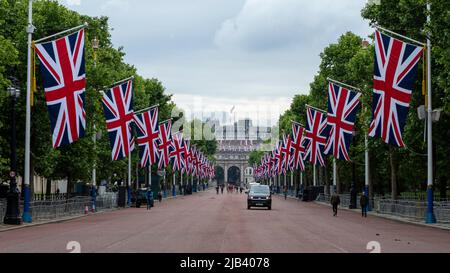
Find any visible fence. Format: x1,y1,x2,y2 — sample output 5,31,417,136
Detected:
316,193,359,209
375,199,450,223
316,193,450,223
0,193,118,223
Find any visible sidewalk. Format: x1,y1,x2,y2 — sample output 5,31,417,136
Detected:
313,200,450,231
0,208,119,233
0,189,208,233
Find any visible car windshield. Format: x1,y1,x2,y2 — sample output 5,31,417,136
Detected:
250,186,270,195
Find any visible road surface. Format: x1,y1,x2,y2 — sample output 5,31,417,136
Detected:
1,189,449,252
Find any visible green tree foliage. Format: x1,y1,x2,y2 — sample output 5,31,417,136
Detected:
277,0,449,197
0,0,181,193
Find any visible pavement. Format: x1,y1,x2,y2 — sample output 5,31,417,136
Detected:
0,189,449,253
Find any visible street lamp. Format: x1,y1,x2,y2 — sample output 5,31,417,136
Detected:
349,131,357,209
91,36,99,211
3,78,22,225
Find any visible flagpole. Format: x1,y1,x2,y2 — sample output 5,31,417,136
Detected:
305,104,327,114
101,76,135,90
134,104,159,115
327,78,362,92
426,1,436,224
180,172,183,195
172,172,176,197
127,154,131,207
23,0,34,223
148,165,152,190
374,24,425,47
313,164,317,186
333,158,337,194
34,22,88,43
365,132,371,210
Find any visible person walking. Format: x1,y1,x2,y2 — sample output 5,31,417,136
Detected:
360,192,369,217
146,188,153,210
157,191,162,202
283,185,288,200
330,191,340,216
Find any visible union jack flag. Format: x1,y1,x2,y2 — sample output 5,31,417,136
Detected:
291,122,306,171
269,149,277,177
157,120,172,169
169,131,186,172
280,134,292,174
368,30,423,147
191,147,200,177
324,82,361,161
182,140,192,175
274,141,284,176
133,106,159,168
35,29,86,148
302,106,329,166
101,79,134,161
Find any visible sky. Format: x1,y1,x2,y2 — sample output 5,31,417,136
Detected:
60,0,372,126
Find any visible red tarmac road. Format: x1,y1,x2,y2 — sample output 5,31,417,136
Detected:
1,189,449,253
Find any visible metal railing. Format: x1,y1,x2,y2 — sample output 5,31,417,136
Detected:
316,193,359,209
375,199,450,223
0,193,118,223
29,196,91,221
0,199,6,222
316,193,450,224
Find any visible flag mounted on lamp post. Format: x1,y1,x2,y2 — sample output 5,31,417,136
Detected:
291,121,306,171
368,29,424,147
34,27,87,148
169,131,186,172
156,120,173,170
133,106,159,168
324,81,361,161
101,78,135,161
302,105,329,166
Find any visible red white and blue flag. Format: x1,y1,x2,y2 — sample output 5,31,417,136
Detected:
182,140,192,175
157,120,172,169
133,106,159,168
35,28,86,148
291,122,306,171
368,30,423,147
101,79,134,161
169,131,186,172
302,106,329,166
324,82,361,161
281,134,292,174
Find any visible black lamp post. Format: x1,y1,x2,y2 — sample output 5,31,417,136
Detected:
349,130,357,209
3,77,22,225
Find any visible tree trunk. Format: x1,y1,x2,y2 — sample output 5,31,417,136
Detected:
67,175,72,198
46,178,51,197
389,146,398,200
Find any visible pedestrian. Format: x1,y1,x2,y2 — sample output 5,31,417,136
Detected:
157,191,162,202
283,185,288,200
146,188,153,210
240,187,243,194
360,192,369,217
330,191,340,216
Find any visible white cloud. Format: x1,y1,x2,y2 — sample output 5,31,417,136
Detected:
58,0,372,124
66,0,81,6
215,0,370,51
